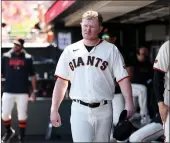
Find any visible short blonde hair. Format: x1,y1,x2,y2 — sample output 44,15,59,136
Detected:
82,10,103,25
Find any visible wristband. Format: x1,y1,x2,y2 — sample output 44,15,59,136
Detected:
33,89,38,93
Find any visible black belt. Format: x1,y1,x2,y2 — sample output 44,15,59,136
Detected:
73,99,108,108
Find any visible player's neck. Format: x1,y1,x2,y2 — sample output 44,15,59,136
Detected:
83,38,100,46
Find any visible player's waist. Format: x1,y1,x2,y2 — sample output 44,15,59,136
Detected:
69,93,114,101
72,99,110,108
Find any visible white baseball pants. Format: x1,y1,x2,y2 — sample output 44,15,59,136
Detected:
164,89,169,142
132,84,148,116
1,92,29,121
70,101,113,142
110,93,125,141
129,122,163,142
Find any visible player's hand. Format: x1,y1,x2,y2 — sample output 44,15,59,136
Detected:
125,103,135,119
29,92,36,102
50,110,61,127
158,102,169,124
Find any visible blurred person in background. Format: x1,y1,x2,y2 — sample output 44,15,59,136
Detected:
1,38,38,143
130,46,153,125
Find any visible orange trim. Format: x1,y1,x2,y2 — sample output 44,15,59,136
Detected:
141,129,163,142
54,75,69,81
117,76,130,83
96,39,103,46
3,120,11,126
153,67,165,73
3,120,11,123
19,124,26,128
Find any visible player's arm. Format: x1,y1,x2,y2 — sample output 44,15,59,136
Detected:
27,56,38,100
31,76,37,93
154,69,169,124
153,41,169,104
118,77,134,118
153,41,169,123
29,57,38,93
50,47,70,127
112,48,134,118
51,78,68,112
153,70,165,104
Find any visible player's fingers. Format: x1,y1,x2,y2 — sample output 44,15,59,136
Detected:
161,116,166,124
127,110,132,119
51,121,59,127
161,112,168,123
51,120,61,127
29,97,34,102
32,96,36,102
54,123,60,127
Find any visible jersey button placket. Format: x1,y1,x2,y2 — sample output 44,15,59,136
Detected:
87,67,92,96
87,52,92,96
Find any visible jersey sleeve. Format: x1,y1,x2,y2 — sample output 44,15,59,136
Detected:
54,48,70,81
153,41,169,73
112,48,129,82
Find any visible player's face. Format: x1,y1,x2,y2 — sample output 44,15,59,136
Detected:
13,44,23,53
81,18,103,40
137,48,149,62
139,48,149,56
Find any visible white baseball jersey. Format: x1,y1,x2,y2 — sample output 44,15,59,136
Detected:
55,39,129,102
153,40,169,90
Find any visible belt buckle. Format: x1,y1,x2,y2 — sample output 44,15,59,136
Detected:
100,100,105,105
88,103,96,108
88,103,93,108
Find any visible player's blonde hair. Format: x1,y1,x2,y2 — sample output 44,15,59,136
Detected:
82,10,103,25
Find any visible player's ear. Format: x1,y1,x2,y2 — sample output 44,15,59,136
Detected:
80,22,82,26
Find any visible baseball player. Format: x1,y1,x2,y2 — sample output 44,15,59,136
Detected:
153,40,169,142
129,82,164,143
131,47,152,125
50,10,134,142
129,113,163,142
1,38,38,143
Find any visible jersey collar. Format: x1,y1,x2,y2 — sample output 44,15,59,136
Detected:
81,39,104,53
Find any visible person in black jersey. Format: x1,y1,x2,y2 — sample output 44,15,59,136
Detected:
130,46,153,126
1,38,38,143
